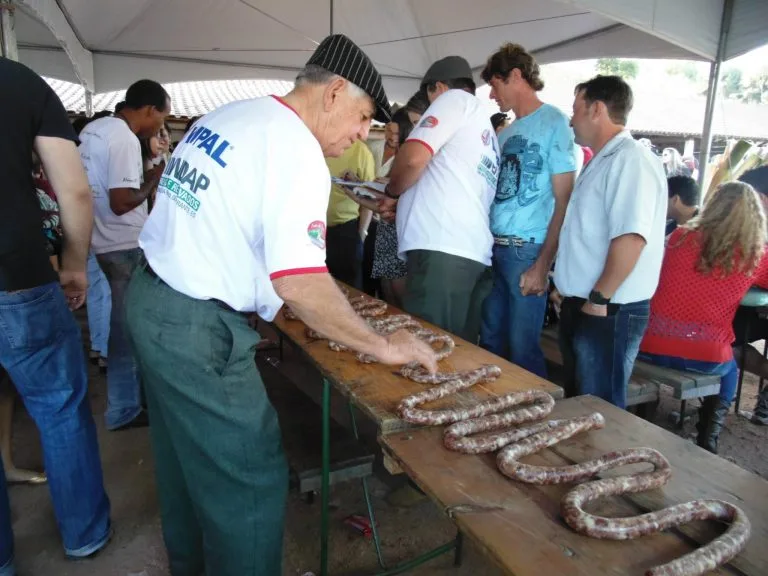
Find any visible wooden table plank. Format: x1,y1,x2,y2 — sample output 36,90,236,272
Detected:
272,287,563,434
381,395,766,576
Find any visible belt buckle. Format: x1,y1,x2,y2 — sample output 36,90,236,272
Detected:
494,236,510,247
510,236,525,247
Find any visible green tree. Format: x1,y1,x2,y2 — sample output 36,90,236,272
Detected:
740,71,768,105
667,61,700,83
596,58,639,80
722,67,743,98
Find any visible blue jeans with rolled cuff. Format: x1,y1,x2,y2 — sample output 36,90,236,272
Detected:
558,296,650,409
480,242,547,377
0,282,111,568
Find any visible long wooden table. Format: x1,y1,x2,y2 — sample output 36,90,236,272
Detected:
381,395,768,576
270,286,563,575
272,288,563,435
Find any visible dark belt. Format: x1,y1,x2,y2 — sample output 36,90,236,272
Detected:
563,296,621,316
142,261,245,315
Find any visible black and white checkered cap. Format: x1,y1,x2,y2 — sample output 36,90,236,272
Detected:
306,34,392,123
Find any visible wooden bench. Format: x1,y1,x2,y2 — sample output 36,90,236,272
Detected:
540,327,721,423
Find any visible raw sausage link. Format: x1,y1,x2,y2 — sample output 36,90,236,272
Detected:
398,375,751,576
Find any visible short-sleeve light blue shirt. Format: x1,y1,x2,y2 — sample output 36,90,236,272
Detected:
490,103,577,242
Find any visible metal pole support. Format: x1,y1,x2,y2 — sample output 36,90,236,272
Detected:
0,0,19,61
697,0,734,196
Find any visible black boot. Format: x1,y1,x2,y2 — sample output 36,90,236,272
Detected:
697,396,731,454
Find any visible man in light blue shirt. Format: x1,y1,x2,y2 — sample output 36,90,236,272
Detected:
479,44,577,376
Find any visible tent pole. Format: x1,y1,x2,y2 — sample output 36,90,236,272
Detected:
85,90,93,117
329,0,334,34
0,0,18,61
698,0,734,194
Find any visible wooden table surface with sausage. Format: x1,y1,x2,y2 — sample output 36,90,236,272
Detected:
271,285,563,435
381,395,768,576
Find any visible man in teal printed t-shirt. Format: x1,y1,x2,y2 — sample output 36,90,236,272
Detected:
479,43,577,376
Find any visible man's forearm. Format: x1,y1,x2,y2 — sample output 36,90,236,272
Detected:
273,274,387,356
58,190,93,272
359,208,373,236
592,234,647,299
387,142,431,197
535,200,567,271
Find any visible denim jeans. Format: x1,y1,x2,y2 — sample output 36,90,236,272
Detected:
559,297,650,409
86,251,111,357
638,353,739,404
97,248,143,429
0,282,111,567
480,243,547,377
126,267,288,576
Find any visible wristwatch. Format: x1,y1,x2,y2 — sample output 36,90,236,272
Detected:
588,289,610,305
384,185,399,200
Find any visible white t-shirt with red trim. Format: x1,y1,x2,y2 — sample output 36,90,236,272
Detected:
139,96,330,319
396,89,499,266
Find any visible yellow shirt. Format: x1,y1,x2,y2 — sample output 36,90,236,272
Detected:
326,140,376,226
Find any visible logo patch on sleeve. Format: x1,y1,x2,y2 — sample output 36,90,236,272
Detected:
419,116,439,128
307,220,327,249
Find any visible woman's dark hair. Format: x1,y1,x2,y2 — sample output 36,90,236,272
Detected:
391,108,416,146
740,166,768,196
405,90,429,115
140,138,153,163
185,115,202,134
124,79,170,112
575,75,633,126
71,116,89,135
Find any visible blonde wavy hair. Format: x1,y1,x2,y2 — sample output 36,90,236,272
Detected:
681,181,767,276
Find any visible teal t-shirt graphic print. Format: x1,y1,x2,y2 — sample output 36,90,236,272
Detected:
490,103,577,242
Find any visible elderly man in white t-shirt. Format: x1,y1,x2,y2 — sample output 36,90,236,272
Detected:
554,75,667,409
78,79,169,431
123,35,437,576
379,56,499,342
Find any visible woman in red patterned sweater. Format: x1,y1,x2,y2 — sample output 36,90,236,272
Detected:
639,181,768,453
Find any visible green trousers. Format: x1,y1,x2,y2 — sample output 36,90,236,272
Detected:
125,267,288,576
403,249,492,343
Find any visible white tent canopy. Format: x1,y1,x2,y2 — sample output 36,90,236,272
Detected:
11,0,768,101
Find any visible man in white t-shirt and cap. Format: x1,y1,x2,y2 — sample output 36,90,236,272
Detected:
124,34,437,576
78,79,170,431
554,75,666,409
378,56,499,343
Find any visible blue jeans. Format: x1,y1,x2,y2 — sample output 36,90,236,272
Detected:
0,282,111,567
97,248,143,429
558,297,650,409
638,353,739,404
480,243,547,377
86,251,111,356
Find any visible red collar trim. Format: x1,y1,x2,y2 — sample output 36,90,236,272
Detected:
271,95,300,119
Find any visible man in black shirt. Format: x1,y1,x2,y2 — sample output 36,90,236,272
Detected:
0,58,111,574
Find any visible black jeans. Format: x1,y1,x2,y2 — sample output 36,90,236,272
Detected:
326,218,362,290
558,297,650,409
362,219,380,297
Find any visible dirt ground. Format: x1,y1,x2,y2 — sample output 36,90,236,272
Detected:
5,316,767,575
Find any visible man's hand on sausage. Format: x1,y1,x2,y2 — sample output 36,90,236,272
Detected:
378,329,438,373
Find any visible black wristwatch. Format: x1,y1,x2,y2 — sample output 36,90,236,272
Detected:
588,290,610,305
384,185,399,200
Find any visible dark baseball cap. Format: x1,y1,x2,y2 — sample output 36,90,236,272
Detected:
306,34,392,123
421,56,474,87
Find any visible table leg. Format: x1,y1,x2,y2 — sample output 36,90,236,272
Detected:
321,378,331,576
736,321,750,414
677,399,686,429
348,403,387,569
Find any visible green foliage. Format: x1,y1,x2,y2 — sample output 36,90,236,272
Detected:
667,61,700,83
722,67,743,98
739,71,768,104
596,58,639,80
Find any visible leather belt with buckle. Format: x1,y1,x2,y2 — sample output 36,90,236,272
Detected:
493,235,527,247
